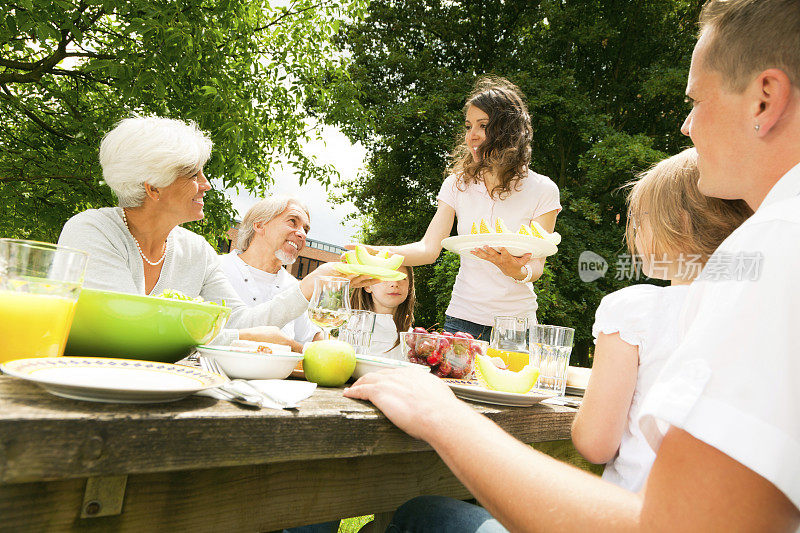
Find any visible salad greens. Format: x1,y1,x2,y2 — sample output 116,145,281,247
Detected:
157,289,225,307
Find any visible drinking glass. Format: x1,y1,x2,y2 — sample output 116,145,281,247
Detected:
307,276,351,339
0,239,88,363
529,325,575,395
488,315,530,372
338,310,377,355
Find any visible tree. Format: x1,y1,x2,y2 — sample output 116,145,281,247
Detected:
0,0,361,243
315,0,702,364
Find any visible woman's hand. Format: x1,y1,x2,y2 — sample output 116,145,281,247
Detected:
298,261,380,300
342,243,384,258
471,246,532,280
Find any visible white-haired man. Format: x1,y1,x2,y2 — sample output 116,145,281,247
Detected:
344,0,800,530
220,196,323,352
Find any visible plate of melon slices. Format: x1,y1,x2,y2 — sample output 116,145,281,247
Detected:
442,218,561,259
333,245,408,281
442,354,557,407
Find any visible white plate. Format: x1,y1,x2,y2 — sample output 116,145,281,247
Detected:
196,345,303,380
352,354,429,380
441,234,558,258
442,378,557,407
0,357,225,403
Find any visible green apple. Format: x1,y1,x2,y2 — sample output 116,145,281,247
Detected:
303,340,356,387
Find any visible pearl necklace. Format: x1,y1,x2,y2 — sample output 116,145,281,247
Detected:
121,209,167,266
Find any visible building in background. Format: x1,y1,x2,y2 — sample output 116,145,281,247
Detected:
221,226,345,280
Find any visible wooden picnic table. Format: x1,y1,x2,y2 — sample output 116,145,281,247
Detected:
0,375,589,532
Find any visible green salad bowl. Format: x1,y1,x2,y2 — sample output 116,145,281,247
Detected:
64,288,232,362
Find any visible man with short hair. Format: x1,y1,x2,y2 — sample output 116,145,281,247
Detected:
220,196,322,353
344,0,800,530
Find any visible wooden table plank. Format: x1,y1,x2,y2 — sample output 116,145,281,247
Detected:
0,377,576,484
0,442,590,532
0,450,476,532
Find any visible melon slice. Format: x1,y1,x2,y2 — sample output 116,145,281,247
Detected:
528,222,545,239
495,217,511,234
518,224,532,236
475,354,540,394
333,262,407,281
529,222,562,245
479,218,492,234
471,222,478,235
354,245,404,270
343,250,358,264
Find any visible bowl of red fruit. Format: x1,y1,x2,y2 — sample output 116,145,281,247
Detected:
400,328,488,379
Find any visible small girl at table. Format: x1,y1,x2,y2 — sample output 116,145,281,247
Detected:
349,266,415,360
571,148,752,491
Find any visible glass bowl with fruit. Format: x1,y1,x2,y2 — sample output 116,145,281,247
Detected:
400,328,488,379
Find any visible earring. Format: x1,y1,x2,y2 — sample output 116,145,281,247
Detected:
754,123,761,133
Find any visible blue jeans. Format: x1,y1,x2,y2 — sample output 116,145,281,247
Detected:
387,495,508,532
443,315,493,341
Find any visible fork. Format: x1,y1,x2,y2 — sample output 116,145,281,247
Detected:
200,356,296,409
195,356,264,408
198,356,297,408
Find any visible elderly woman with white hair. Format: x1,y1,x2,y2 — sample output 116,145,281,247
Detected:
58,116,370,345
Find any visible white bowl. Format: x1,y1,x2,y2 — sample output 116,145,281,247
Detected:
352,354,430,380
196,345,303,380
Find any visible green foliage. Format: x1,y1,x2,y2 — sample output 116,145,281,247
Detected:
314,0,701,365
0,0,362,246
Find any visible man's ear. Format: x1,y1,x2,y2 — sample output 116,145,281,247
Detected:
752,68,792,137
253,220,266,234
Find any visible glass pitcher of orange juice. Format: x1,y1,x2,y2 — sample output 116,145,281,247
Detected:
0,239,88,364
488,316,530,372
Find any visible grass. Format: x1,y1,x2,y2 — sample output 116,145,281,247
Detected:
339,515,374,532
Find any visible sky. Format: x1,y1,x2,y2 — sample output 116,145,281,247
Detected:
217,125,367,247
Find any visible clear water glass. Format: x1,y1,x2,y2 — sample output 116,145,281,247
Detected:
338,310,377,355
529,324,574,396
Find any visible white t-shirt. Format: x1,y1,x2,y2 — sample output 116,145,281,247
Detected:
639,162,800,511
219,252,321,345
368,313,403,360
437,169,561,326
592,284,690,491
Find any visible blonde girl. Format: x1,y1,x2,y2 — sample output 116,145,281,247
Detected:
571,148,752,491
349,266,415,360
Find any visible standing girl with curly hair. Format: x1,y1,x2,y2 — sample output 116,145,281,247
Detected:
351,77,561,339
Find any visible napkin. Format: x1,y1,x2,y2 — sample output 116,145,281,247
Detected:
248,379,317,409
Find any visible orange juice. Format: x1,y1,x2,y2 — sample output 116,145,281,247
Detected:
0,290,78,363
486,347,530,372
